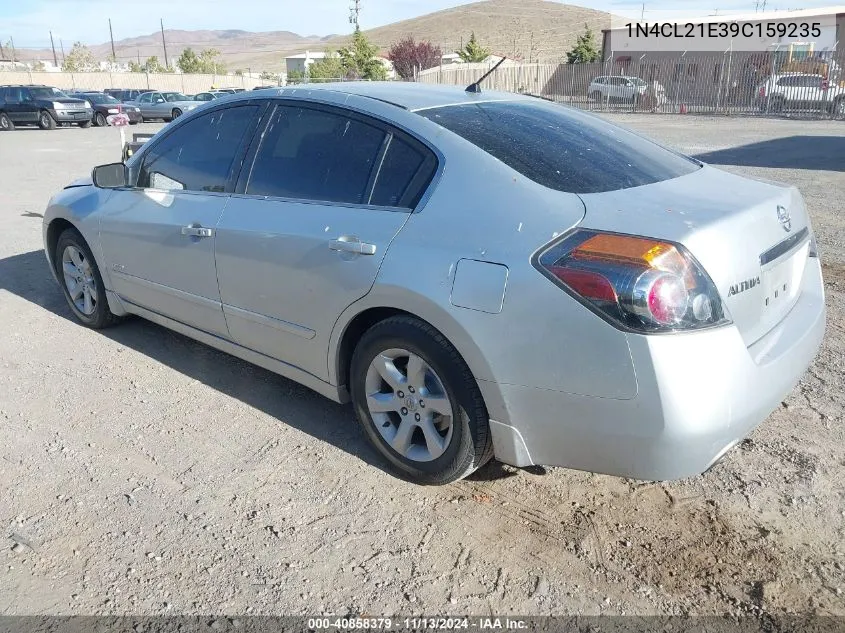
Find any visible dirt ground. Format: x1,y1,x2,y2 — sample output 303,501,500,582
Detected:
0,115,843,620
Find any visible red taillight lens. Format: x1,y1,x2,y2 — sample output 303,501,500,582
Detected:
536,230,729,333
759,86,766,97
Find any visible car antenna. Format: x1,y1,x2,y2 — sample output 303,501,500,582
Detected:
465,56,507,94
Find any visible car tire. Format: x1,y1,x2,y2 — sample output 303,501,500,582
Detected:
590,90,603,102
833,97,845,120
94,112,107,127
350,316,494,485
38,110,56,130
172,108,182,120
768,97,785,114
0,112,13,131
54,228,120,330
79,119,92,128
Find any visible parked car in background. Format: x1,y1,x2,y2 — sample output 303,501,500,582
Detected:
589,76,655,103
193,92,218,102
0,84,93,130
105,89,146,102
757,73,845,117
42,84,824,485
68,92,142,126
252,85,277,90
129,91,200,122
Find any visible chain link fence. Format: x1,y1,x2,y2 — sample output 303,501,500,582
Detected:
418,51,845,119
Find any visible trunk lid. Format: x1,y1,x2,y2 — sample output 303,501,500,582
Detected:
577,165,811,346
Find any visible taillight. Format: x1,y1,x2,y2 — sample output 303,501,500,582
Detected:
535,230,730,333
759,85,766,97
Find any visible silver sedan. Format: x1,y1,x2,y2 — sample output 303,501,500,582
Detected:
42,84,825,484
130,91,201,122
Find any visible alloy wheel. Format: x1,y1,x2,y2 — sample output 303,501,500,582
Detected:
61,245,98,316
364,348,454,463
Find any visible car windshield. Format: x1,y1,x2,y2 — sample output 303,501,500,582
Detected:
30,87,69,99
163,92,188,102
86,93,119,104
419,100,700,194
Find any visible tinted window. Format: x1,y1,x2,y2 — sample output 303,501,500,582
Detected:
370,136,437,208
138,93,152,103
778,76,799,87
139,105,258,193
30,87,67,99
246,105,386,204
419,100,700,194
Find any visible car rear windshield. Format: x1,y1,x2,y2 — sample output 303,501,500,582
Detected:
418,100,700,194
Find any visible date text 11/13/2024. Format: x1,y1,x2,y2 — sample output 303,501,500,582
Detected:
307,617,529,630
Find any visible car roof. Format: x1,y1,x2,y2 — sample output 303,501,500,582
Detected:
247,82,527,112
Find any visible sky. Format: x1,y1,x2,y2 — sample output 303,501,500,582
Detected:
0,0,840,49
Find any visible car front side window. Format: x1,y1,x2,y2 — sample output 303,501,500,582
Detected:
138,105,259,193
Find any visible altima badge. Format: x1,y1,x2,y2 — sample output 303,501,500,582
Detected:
777,205,792,232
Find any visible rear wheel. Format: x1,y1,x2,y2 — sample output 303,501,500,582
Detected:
0,112,13,131
94,112,107,127
79,119,92,128
833,97,845,120
54,228,120,329
768,97,785,114
590,90,603,102
38,110,56,130
350,316,494,485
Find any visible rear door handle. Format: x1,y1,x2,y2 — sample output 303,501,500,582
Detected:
329,237,377,256
182,225,214,238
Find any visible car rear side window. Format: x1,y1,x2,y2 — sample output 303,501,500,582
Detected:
370,135,437,208
139,105,258,193
246,105,386,205
419,100,700,194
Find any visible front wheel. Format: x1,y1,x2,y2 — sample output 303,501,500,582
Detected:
54,228,120,329
350,316,494,485
94,112,107,127
171,108,182,120
79,119,92,128
832,98,845,120
38,110,56,130
590,90,603,102
0,112,13,131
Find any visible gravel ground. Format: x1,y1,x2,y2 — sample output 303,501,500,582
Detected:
0,116,843,619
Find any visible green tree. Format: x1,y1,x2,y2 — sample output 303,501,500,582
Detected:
128,60,143,73
566,25,600,64
338,28,387,80
143,55,168,73
307,51,345,81
234,68,243,76
260,70,282,83
457,32,489,63
177,47,225,74
32,60,46,72
284,69,303,83
62,42,96,72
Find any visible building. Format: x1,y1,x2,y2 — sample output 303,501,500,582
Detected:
285,51,329,76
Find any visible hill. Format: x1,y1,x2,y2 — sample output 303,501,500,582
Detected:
14,0,612,72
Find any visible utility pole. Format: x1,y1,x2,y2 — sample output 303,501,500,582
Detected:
109,18,116,60
59,39,65,63
160,19,169,67
641,3,645,21
137,49,141,64
49,31,58,66
9,36,15,62
349,0,361,29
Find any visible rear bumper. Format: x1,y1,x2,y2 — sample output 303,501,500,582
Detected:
484,258,825,480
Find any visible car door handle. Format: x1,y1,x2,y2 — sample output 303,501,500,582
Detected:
181,225,214,238
329,237,377,256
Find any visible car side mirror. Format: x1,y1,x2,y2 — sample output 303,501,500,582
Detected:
92,163,129,189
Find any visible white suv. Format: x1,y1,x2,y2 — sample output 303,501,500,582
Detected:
589,76,648,102
758,73,845,116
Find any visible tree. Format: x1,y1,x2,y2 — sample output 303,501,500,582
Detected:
338,28,387,80
457,32,489,63
388,37,441,80
284,69,303,83
62,42,96,72
143,56,168,73
260,70,282,84
176,47,225,74
234,69,243,76
307,51,345,81
566,25,600,64
128,60,143,73
32,60,46,72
